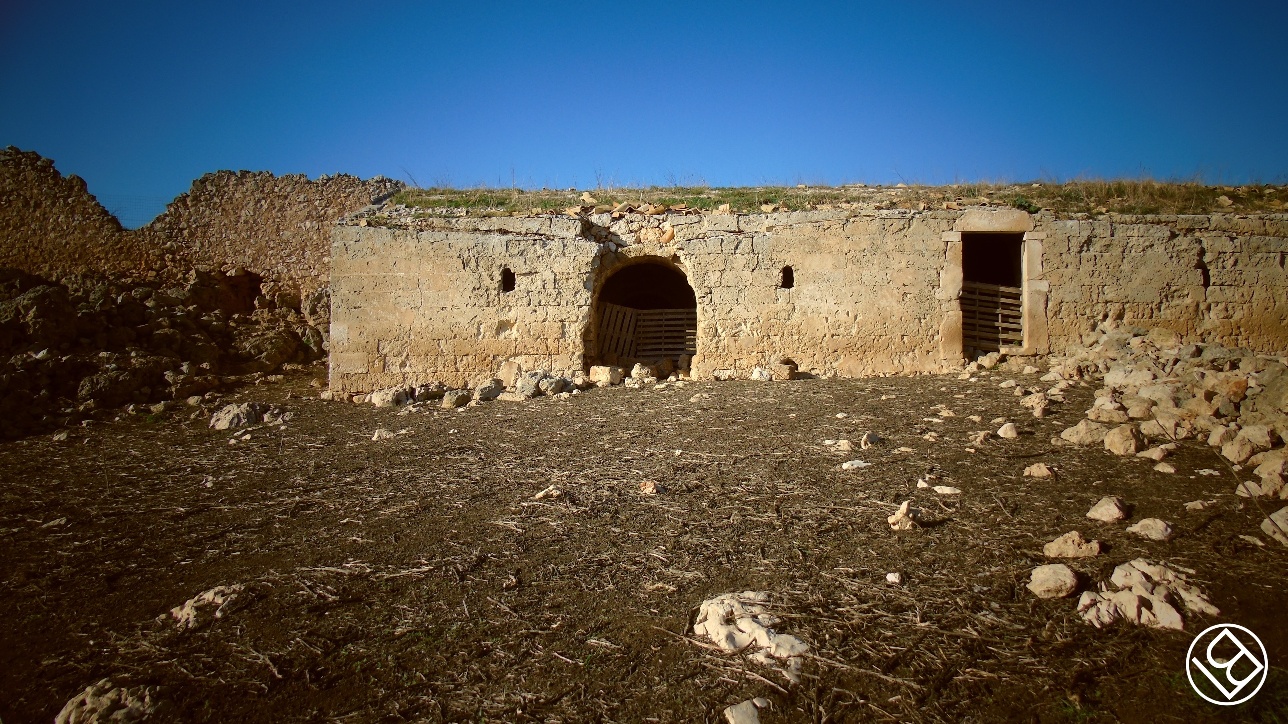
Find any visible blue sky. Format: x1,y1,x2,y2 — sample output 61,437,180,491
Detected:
3,2,1287,226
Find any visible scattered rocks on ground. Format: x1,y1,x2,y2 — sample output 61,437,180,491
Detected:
1104,424,1146,455
1043,531,1101,558
1087,496,1128,522
887,500,921,530
1076,558,1218,630
441,390,471,409
1262,506,1288,546
1125,518,1174,541
209,402,263,430
1024,462,1054,478
55,678,168,724
1061,419,1109,445
693,591,808,684
166,584,245,630
1027,564,1078,598
723,698,770,724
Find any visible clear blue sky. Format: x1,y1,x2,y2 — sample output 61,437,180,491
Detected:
3,2,1287,226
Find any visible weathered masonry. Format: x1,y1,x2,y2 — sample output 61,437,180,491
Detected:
328,208,1288,392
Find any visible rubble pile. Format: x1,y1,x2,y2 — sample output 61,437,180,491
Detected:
0,268,328,437
1042,324,1288,502
1076,558,1219,631
338,360,694,411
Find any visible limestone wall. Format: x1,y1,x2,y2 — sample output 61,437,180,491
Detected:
329,210,963,391
329,209,1288,392
1042,215,1288,353
0,147,399,296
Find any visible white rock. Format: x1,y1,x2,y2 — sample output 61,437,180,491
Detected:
1262,506,1288,546
932,485,961,495
1125,518,1173,541
370,386,409,407
693,592,808,683
1024,462,1054,478
1104,424,1145,456
1043,531,1101,558
1086,496,1128,522
56,679,166,724
1061,419,1109,445
371,428,395,441
749,366,772,382
589,365,624,385
168,585,244,630
840,460,871,470
723,700,760,724
1136,446,1169,461
887,501,920,530
209,402,263,430
1153,462,1176,473
1027,564,1078,598
885,572,902,584
997,423,1019,439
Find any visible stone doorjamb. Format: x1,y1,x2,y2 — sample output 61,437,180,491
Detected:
937,210,1047,360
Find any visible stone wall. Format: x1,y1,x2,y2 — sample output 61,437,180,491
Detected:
0,147,399,296
0,148,160,281
1042,215,1288,352
138,170,401,298
329,208,1288,392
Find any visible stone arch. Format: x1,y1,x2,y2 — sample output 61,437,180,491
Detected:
584,255,698,373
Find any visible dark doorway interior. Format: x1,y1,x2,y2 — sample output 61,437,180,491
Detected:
591,262,697,369
960,233,1024,353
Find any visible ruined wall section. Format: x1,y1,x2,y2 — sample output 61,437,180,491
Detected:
0,148,399,296
139,171,402,298
0,147,163,280
329,217,593,391
1039,214,1288,353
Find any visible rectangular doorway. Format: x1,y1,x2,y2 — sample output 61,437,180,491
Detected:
960,232,1024,353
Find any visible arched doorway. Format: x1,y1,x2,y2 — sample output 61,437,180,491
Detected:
588,260,698,371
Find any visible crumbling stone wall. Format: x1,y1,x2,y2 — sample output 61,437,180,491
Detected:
329,209,1288,393
138,170,401,299
0,147,399,296
0,148,161,280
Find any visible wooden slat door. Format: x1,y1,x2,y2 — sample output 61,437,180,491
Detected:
960,281,1023,352
597,302,638,360
634,308,697,360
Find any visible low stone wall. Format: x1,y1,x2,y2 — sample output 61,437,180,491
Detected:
0,147,399,296
329,208,1288,392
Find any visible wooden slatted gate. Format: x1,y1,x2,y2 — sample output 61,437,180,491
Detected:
960,281,1023,352
597,302,696,362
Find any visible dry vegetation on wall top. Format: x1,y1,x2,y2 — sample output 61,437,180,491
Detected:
391,180,1288,218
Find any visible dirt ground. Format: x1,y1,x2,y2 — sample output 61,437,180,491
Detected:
1,367,1285,723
